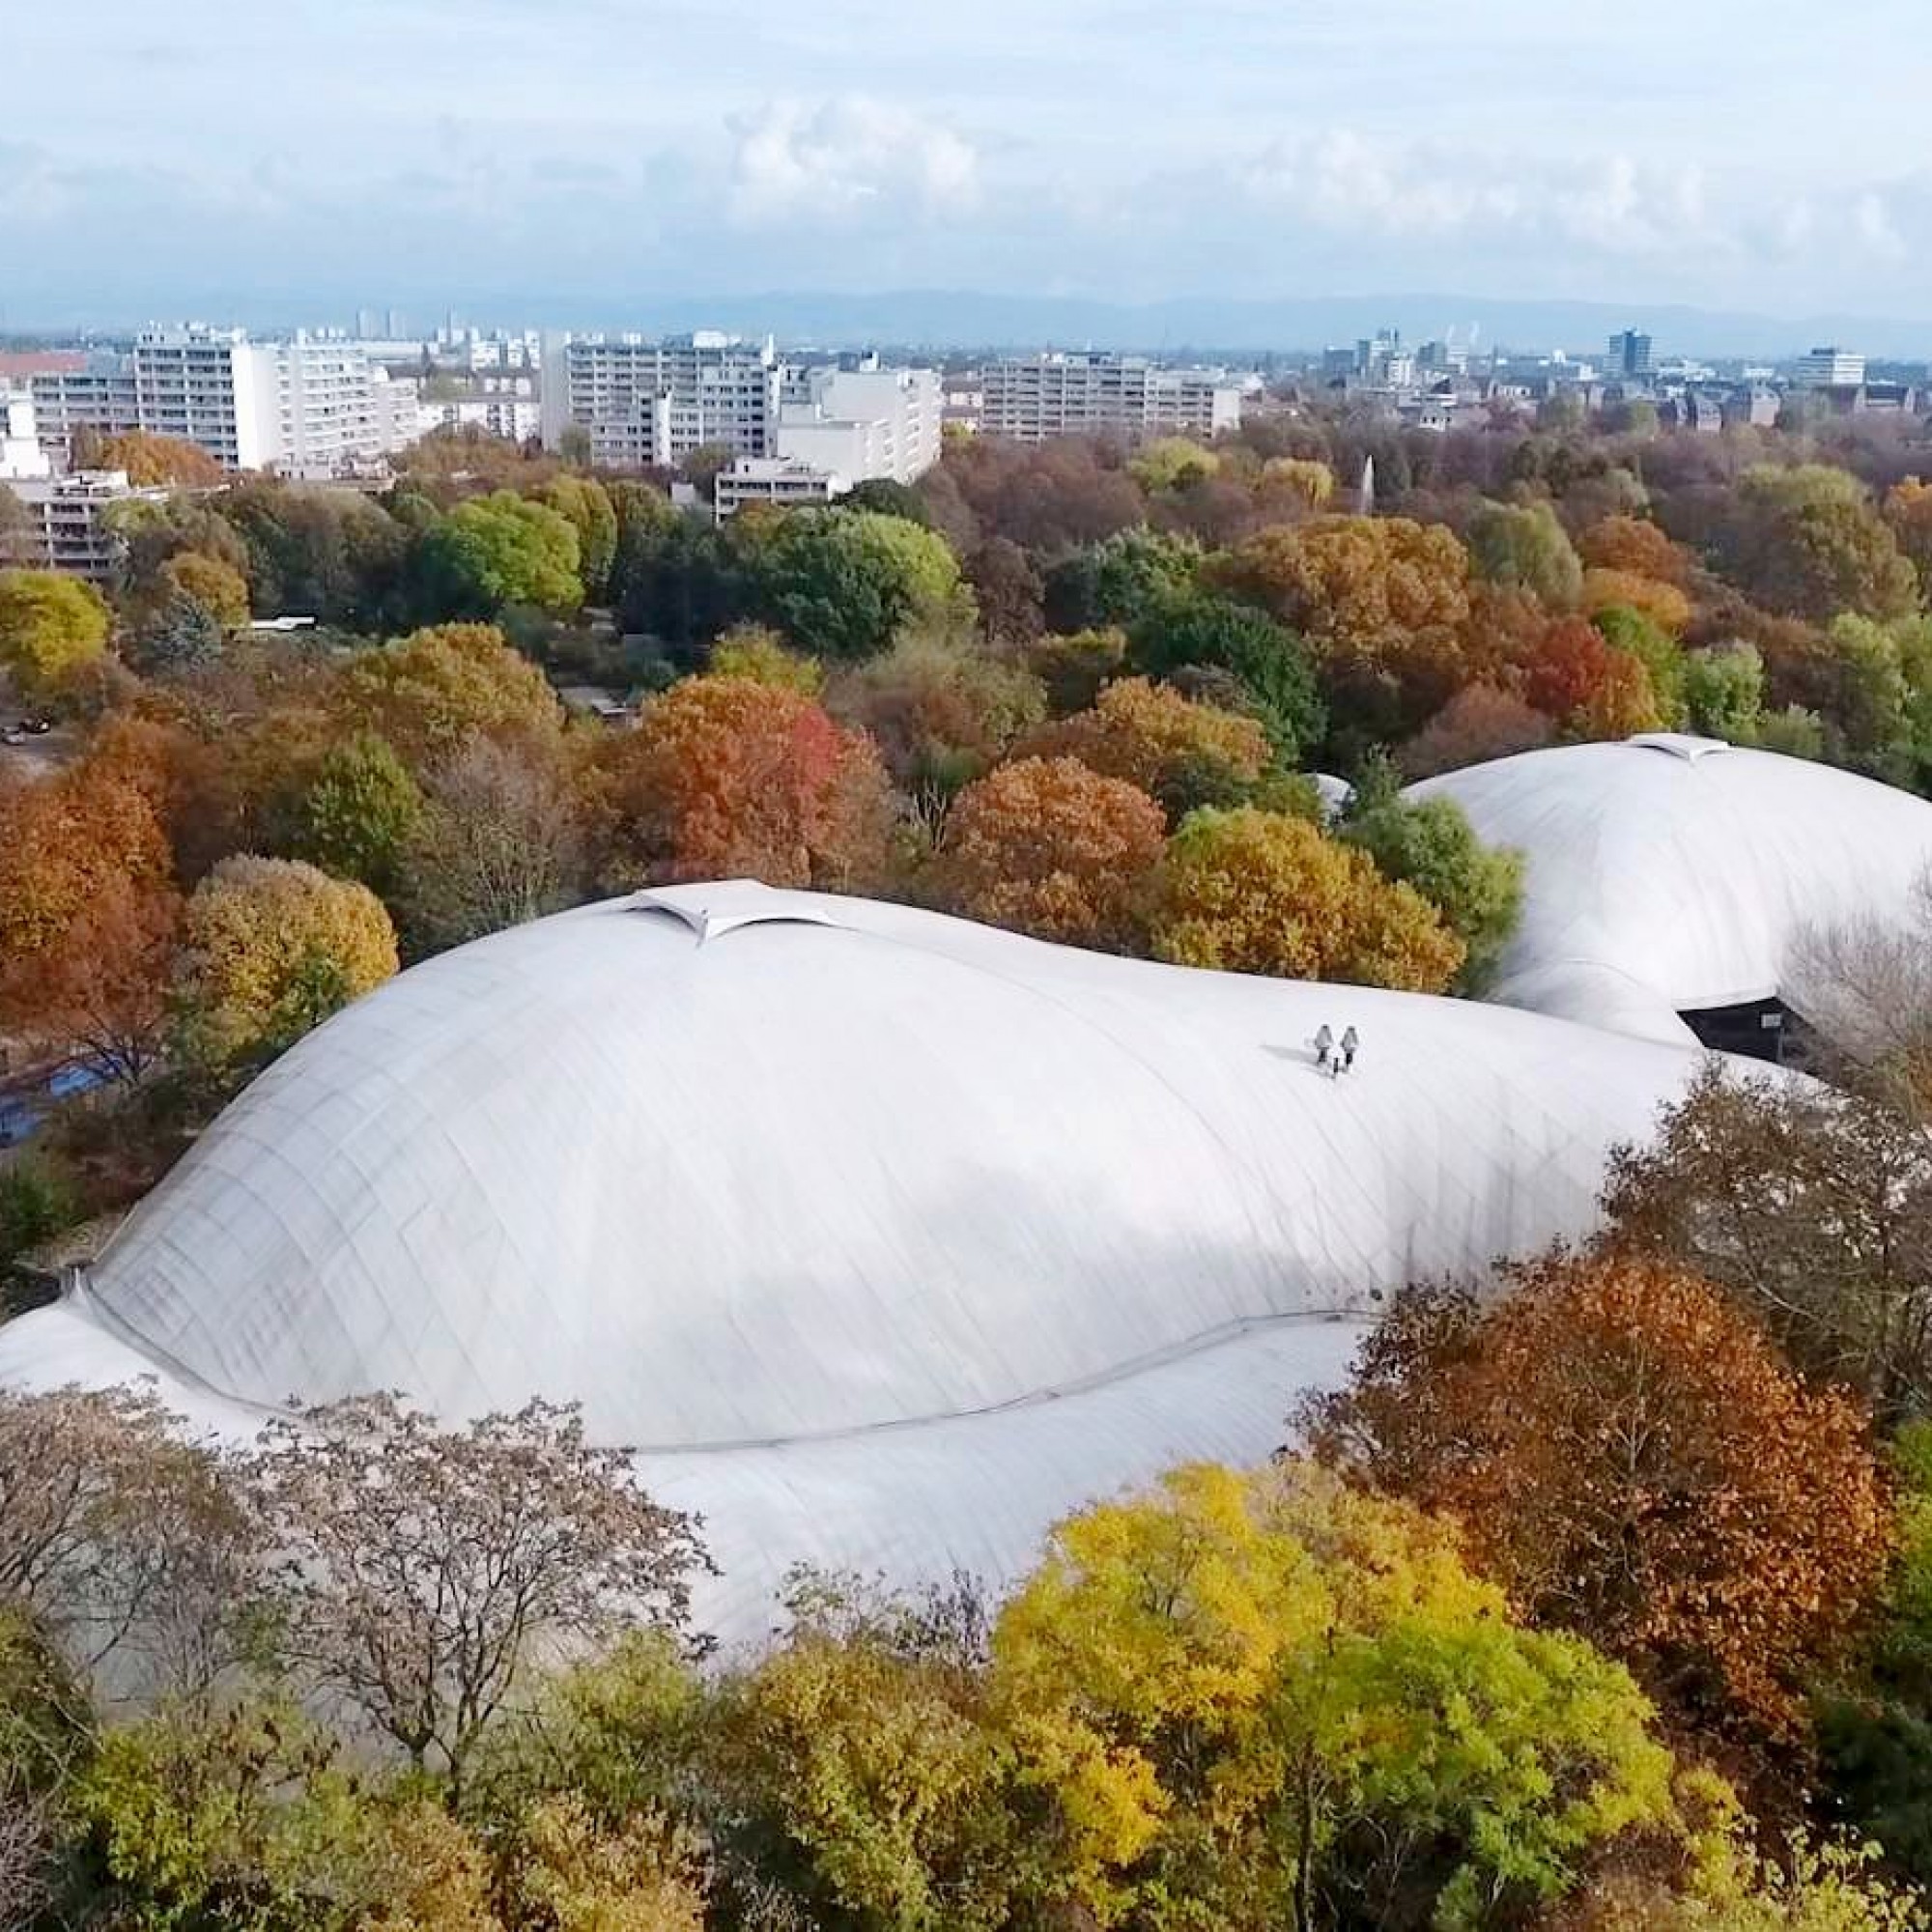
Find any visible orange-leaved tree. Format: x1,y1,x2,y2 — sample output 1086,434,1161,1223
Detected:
1299,1250,1892,1746
0,762,182,1083
1018,675,1271,822
594,673,893,891
1151,806,1463,992
938,755,1165,950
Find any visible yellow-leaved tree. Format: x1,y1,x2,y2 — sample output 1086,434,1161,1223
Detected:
177,855,398,1069
1151,805,1464,991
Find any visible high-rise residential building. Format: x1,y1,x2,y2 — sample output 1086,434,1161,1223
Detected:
772,365,942,486
540,331,782,465
1605,329,1655,378
1795,345,1866,387
979,353,1247,441
26,326,419,476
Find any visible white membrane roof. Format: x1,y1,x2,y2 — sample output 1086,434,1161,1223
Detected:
0,883,1702,1637
1410,736,1932,1044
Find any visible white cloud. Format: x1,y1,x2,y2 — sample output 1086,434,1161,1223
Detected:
727,96,979,226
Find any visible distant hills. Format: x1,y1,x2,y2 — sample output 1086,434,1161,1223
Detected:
603,290,1932,361
16,288,1932,362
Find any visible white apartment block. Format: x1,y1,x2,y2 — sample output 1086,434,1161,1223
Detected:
773,365,942,486
540,331,781,467
1795,345,1867,387
980,353,1247,441
27,326,419,476
714,457,849,521
416,395,544,443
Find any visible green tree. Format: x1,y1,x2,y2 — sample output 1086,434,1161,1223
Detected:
537,474,619,603
756,508,965,659
1684,643,1766,742
1043,526,1202,633
293,731,425,893
0,568,111,698
992,1462,1681,1932
1596,603,1688,726
1727,465,1919,623
1467,498,1585,609
1341,788,1524,992
415,490,583,617
1130,588,1325,764
841,476,931,525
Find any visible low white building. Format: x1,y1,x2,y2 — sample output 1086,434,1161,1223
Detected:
415,395,543,443
8,469,172,584
714,456,848,521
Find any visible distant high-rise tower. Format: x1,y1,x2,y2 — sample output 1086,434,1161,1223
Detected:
1605,329,1654,378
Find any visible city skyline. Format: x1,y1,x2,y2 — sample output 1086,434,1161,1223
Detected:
10,0,1932,327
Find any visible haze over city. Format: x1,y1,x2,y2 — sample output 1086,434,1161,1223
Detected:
11,0,1932,333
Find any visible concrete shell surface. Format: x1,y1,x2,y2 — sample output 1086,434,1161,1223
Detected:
1411,733,1932,1044
0,883,1698,1637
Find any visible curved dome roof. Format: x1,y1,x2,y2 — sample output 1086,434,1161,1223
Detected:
1409,734,1932,1044
0,883,1700,1637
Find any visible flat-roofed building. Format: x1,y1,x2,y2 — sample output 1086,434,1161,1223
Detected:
980,352,1247,441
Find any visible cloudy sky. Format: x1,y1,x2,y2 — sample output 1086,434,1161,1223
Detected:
8,0,1931,328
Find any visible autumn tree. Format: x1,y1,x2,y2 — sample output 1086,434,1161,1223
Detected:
826,628,1046,798
398,736,587,951
1399,683,1554,780
0,761,181,1082
97,429,224,487
594,673,893,891
1583,568,1694,637
938,756,1165,949
991,1461,1680,1932
1722,465,1919,624
1016,623,1126,716
177,855,398,1069
962,535,1045,641
160,549,250,631
1151,805,1464,992
0,568,111,698
754,507,964,659
1578,514,1691,585
1602,1060,1932,1419
248,1394,705,1797
333,621,564,766
1302,1251,1892,1743
1211,514,1472,662
1518,613,1664,737
1467,497,1585,608
706,621,824,694
0,1386,259,1692
1019,673,1272,821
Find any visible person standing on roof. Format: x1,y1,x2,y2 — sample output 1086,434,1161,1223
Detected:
1314,1023,1334,1071
1340,1025,1359,1072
